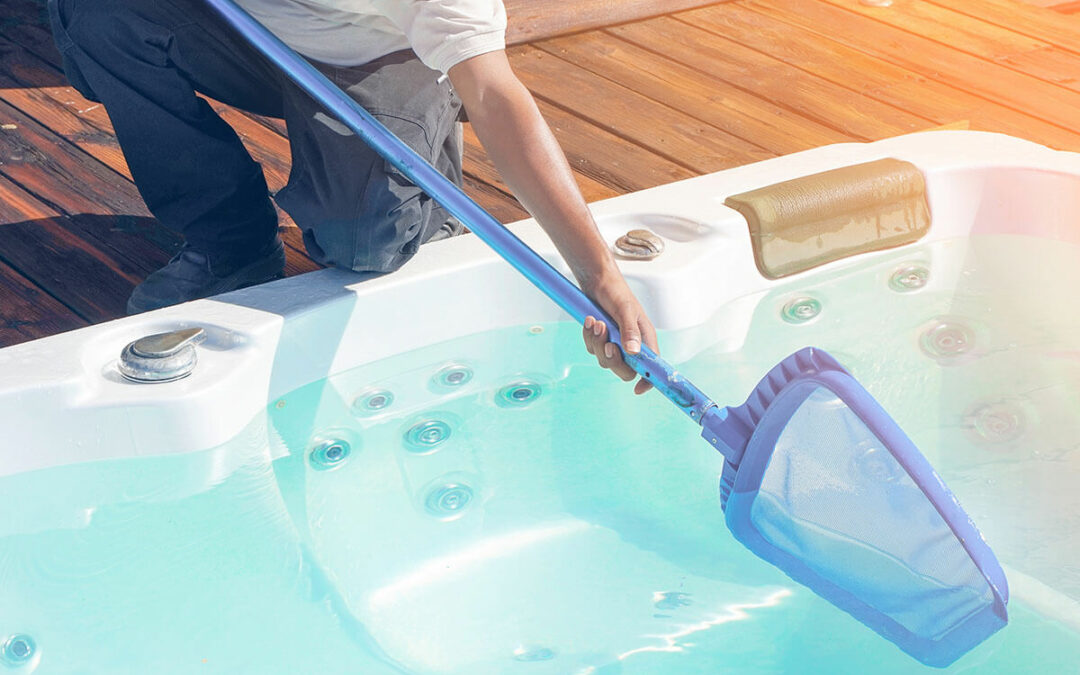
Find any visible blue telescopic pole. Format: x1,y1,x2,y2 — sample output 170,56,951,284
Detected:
203,0,717,423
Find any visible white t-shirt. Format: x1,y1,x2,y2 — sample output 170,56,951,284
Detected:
234,0,507,74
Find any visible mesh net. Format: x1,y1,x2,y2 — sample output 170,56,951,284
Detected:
749,387,993,640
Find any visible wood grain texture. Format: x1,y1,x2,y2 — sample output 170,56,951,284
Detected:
0,257,87,347
932,0,1080,42
745,0,1080,132
814,0,1080,92
0,100,176,267
686,3,1080,151
818,0,1046,61
509,44,772,172
609,16,933,140
534,31,852,154
0,170,142,322
504,0,730,44
531,98,698,192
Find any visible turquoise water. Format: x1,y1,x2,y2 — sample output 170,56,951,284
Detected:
2,235,1079,673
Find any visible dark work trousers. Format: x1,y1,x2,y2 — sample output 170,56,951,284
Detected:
47,0,465,273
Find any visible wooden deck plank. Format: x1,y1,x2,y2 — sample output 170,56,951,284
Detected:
867,77,1080,150
808,0,1080,95
0,40,132,179
820,0,1048,61
503,0,729,44
816,0,1080,92
678,4,914,93
607,16,933,140
685,3,1080,151
994,46,1080,89
745,0,1080,132
927,0,1080,52
533,31,853,155
531,98,698,192
0,173,145,322
509,44,772,172
0,99,175,269
0,256,87,347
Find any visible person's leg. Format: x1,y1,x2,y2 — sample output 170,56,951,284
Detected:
47,0,287,311
274,51,465,274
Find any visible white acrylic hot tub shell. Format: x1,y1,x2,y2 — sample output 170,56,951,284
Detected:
2,130,1080,477
4,129,1080,649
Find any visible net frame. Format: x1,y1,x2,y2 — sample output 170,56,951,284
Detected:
706,348,1008,667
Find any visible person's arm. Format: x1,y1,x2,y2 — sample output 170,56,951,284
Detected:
448,50,657,394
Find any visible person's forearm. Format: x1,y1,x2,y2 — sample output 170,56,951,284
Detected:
449,56,619,291
449,51,659,390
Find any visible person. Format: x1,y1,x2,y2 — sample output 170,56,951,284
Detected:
46,0,657,393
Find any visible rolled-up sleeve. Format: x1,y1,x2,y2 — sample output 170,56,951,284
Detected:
374,0,507,74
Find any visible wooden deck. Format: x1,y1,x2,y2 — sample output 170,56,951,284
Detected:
4,0,1080,347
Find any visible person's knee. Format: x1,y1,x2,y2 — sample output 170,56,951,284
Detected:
280,164,442,274
279,74,465,273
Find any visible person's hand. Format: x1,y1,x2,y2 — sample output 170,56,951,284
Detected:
580,273,658,395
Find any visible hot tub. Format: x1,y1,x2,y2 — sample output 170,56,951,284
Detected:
1,131,1078,673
